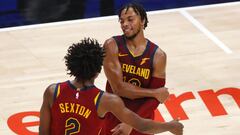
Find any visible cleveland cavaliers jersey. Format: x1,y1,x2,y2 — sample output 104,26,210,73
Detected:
51,81,104,135
106,35,159,112
103,35,164,135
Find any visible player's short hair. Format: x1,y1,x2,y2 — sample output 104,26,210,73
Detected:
118,2,149,29
64,38,105,82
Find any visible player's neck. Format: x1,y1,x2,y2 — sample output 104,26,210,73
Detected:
124,30,147,57
71,79,94,89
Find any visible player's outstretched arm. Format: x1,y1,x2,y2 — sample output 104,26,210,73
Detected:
39,84,55,135
103,38,168,101
98,92,184,134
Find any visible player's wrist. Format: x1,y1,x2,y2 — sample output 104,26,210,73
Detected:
150,90,159,99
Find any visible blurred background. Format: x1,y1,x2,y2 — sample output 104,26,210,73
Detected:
0,0,239,28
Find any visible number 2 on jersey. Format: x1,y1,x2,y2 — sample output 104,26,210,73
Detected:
65,118,80,135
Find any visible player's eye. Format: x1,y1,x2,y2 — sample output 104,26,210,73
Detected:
119,20,124,24
128,18,133,22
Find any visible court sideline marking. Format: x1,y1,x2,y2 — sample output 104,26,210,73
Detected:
180,10,233,54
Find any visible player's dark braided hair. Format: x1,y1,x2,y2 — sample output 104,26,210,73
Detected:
118,2,149,29
64,38,105,82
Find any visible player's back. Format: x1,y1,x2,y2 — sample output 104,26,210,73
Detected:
51,81,104,135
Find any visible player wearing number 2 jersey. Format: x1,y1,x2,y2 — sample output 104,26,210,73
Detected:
49,81,104,134
39,38,183,135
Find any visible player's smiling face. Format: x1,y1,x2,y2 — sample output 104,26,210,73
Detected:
119,7,144,39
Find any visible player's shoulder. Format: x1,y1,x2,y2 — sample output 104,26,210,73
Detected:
101,92,121,105
44,83,58,97
147,39,166,57
104,35,123,46
154,47,167,59
103,37,119,54
104,37,117,47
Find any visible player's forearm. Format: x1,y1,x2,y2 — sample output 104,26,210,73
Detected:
112,81,157,99
138,120,171,134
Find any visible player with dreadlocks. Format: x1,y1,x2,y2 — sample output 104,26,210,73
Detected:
39,38,183,135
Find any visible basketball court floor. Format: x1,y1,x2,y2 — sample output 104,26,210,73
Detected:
0,1,239,135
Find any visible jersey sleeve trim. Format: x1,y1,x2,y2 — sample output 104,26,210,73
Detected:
53,83,60,101
94,90,104,111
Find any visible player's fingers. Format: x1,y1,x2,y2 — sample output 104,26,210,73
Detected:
111,131,118,135
111,124,121,132
111,129,122,135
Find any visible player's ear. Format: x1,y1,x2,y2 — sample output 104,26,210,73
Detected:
141,18,145,28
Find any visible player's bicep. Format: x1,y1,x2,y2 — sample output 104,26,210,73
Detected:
152,49,167,78
39,85,55,135
103,39,123,89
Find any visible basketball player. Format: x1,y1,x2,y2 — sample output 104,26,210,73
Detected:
102,2,175,135
39,38,183,135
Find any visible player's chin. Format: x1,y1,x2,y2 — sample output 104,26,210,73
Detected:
123,32,133,37
124,34,135,40
124,35,131,39
124,34,130,38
